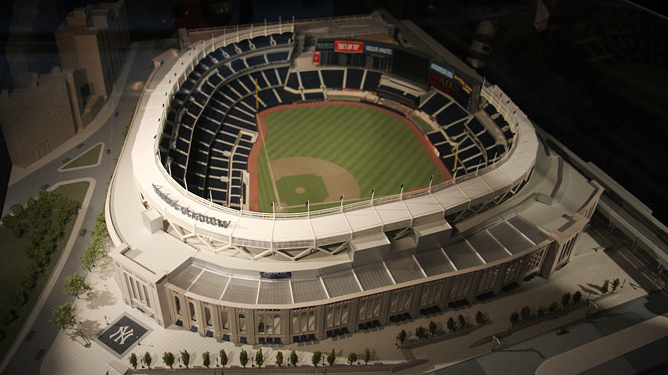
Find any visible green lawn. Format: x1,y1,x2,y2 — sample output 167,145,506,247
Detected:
275,174,329,206
61,143,102,170
0,181,89,362
257,105,444,212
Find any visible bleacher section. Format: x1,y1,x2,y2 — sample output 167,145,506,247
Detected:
162,31,295,208
162,31,510,210
422,91,513,176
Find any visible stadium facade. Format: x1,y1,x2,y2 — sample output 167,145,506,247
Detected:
107,11,603,345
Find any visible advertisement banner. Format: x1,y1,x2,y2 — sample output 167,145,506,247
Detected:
260,271,292,279
316,40,334,51
428,60,454,80
334,40,364,53
364,42,393,57
312,51,321,64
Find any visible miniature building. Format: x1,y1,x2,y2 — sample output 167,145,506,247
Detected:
107,12,603,345
55,0,130,98
0,0,129,168
0,67,87,167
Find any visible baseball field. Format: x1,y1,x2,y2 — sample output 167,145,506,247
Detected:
249,101,451,213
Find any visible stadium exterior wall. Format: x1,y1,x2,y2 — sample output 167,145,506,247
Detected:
107,16,603,346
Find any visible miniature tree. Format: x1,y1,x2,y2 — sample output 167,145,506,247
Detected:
347,352,357,365
397,329,407,345
50,303,76,330
601,280,610,294
612,278,620,292
180,350,190,368
363,348,371,364
7,290,26,308
573,291,582,304
129,353,138,369
458,314,466,329
312,350,322,366
240,349,248,367
510,311,520,326
0,309,15,326
549,302,559,313
63,273,91,299
163,352,175,369
521,306,531,322
275,351,284,367
537,306,546,318
255,348,264,367
143,352,152,369
415,326,427,339
219,348,228,367
289,350,298,367
327,348,336,366
475,311,485,325
429,320,438,336
447,317,456,332
562,292,571,308
202,351,210,368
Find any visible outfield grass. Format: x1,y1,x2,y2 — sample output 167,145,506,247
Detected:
61,143,102,170
0,181,89,362
257,104,445,212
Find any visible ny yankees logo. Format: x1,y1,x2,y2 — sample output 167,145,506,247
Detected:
109,325,134,345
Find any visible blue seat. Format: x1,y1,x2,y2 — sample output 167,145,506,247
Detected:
276,67,289,83
345,68,364,89
437,104,468,126
427,131,446,145
362,71,381,91
246,54,266,67
286,72,300,90
421,93,450,115
300,71,321,89
266,51,289,62
321,70,344,89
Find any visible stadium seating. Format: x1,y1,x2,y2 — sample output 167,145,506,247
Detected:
162,29,513,207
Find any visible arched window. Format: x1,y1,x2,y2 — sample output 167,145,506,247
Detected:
221,311,229,329
239,313,246,332
300,312,308,332
308,311,315,331
292,314,299,333
189,302,196,321
273,315,281,334
174,296,181,315
205,307,212,327
258,315,265,333
341,305,349,324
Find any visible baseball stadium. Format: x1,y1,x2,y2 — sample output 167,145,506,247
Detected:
106,11,603,345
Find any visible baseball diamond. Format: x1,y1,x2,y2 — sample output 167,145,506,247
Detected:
251,102,449,212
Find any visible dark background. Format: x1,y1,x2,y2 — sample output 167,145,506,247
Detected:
1,0,667,227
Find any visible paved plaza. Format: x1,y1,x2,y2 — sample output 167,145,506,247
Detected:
34,229,654,375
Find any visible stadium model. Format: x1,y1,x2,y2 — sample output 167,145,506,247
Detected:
107,11,603,345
